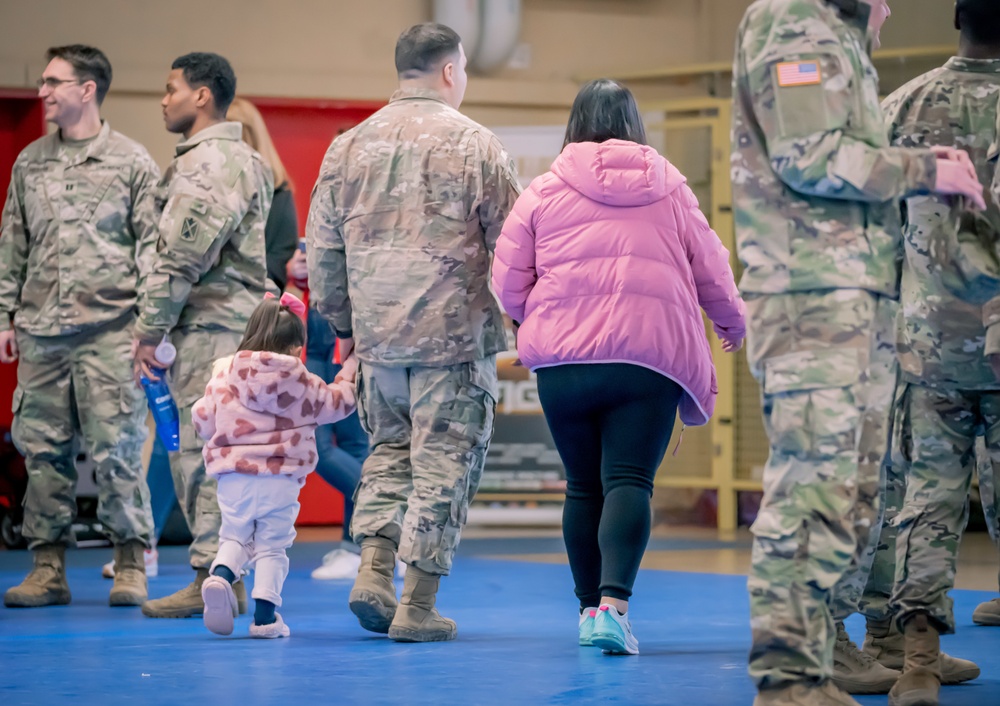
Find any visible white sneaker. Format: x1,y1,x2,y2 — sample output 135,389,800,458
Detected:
250,612,291,639
396,559,406,579
201,575,238,636
102,548,159,579
311,548,361,580
590,604,639,655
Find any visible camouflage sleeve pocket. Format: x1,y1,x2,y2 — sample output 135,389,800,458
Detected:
166,194,231,258
764,54,847,140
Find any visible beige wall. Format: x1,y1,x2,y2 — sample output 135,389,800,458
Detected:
0,0,964,167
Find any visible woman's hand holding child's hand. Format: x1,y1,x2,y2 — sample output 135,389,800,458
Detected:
721,336,744,353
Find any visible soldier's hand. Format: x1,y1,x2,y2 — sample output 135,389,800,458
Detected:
930,145,974,172
990,353,1000,382
133,341,165,383
335,352,358,384
934,157,986,211
0,330,18,364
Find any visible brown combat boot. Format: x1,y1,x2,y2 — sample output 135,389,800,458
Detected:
832,620,899,693
887,614,942,706
388,565,456,642
349,537,399,633
3,543,71,608
109,539,147,606
753,682,858,706
142,567,249,618
972,597,1000,626
864,616,979,684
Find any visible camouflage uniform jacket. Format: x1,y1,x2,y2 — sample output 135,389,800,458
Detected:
0,121,161,335
306,87,520,367
134,121,273,343
731,0,938,296
883,57,1000,389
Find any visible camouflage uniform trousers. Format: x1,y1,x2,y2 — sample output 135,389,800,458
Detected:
745,289,897,689
889,383,1000,632
165,327,243,570
12,314,151,548
350,356,497,576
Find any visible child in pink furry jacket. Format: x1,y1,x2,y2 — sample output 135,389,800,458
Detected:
193,292,358,638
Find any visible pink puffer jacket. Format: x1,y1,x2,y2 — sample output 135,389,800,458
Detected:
192,351,357,480
492,139,745,426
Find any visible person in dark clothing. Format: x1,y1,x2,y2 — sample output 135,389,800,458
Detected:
492,80,746,656
227,97,297,291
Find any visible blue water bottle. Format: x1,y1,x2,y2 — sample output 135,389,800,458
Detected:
140,340,180,452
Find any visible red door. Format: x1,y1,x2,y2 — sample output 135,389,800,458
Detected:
251,98,382,526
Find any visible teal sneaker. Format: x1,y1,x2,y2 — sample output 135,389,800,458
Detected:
579,607,598,646
590,604,639,655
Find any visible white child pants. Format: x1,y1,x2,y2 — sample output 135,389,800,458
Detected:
211,473,303,606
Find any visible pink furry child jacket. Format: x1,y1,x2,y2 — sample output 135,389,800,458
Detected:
192,351,358,481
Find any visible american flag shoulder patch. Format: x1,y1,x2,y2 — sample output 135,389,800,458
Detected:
776,61,821,87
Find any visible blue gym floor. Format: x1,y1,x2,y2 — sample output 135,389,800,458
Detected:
1,540,997,706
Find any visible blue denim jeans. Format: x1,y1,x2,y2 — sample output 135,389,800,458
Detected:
306,308,370,543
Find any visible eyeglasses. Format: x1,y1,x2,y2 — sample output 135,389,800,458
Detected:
35,77,81,89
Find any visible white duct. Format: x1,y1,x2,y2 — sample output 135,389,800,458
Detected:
471,0,522,74
433,0,482,61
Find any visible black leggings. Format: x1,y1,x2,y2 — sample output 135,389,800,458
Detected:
536,363,683,607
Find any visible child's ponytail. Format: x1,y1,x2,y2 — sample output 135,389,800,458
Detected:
237,293,307,354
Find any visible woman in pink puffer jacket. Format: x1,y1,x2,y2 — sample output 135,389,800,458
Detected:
492,79,746,656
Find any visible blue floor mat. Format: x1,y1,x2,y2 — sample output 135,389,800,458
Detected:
0,544,996,705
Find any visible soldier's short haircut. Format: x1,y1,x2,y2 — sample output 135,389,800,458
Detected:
395,23,462,78
563,79,647,149
45,45,112,105
957,0,1000,44
171,52,237,115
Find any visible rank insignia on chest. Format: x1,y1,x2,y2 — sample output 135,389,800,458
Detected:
181,217,199,241
776,61,821,87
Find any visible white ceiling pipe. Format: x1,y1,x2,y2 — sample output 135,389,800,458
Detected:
471,0,522,74
432,0,482,61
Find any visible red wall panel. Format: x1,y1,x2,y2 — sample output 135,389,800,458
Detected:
0,91,44,428
251,98,382,525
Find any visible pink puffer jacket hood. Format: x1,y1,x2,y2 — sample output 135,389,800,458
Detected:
492,139,745,426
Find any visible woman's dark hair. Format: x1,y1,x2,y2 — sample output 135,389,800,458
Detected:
563,79,647,148
237,298,305,354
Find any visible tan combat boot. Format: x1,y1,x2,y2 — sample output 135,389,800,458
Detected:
888,614,942,706
753,682,858,706
832,620,899,693
348,537,399,633
142,567,249,618
972,597,1000,626
3,543,71,608
864,616,979,684
109,540,147,606
388,565,456,642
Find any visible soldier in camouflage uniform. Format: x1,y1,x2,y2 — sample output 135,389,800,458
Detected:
307,23,519,642
731,2,986,704
876,7,1000,701
0,45,160,609
134,53,273,619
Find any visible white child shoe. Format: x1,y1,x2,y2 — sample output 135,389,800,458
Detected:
250,612,291,639
201,575,238,636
